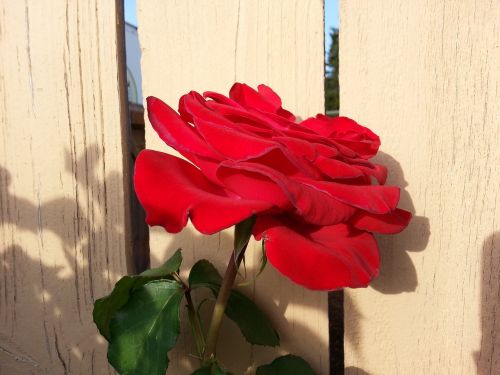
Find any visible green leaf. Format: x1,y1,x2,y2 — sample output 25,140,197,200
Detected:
256,355,317,375
140,248,182,277
190,363,233,375
189,260,279,347
108,280,184,375
225,289,279,346
189,259,223,288
94,276,150,340
93,249,182,340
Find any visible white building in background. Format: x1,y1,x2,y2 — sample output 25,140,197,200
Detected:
125,22,143,105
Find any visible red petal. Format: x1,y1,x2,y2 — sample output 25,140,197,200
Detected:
314,156,364,180
301,115,336,137
203,91,242,108
257,84,282,107
302,115,380,158
217,162,357,225
351,208,412,234
253,216,380,290
230,83,279,113
203,101,284,134
146,96,217,158
181,91,235,127
134,150,272,234
257,84,296,120
216,163,292,209
356,163,387,185
298,178,400,214
193,117,280,160
273,136,317,161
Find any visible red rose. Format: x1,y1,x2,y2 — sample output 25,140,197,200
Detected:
134,83,411,290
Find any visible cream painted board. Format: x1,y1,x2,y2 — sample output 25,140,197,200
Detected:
340,1,499,374
137,1,327,374
0,1,131,373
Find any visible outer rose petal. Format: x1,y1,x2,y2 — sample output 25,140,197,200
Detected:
356,163,388,185
253,216,379,290
351,208,412,234
134,150,272,234
314,156,364,180
230,83,280,114
298,178,400,214
203,101,287,136
146,96,217,158
203,91,243,108
193,117,280,160
257,84,296,120
217,162,357,225
302,115,380,159
181,91,235,127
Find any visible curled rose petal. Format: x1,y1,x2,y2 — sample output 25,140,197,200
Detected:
134,150,272,234
181,91,235,127
229,83,295,120
297,178,400,214
192,116,280,161
253,216,379,290
217,162,357,225
203,100,286,134
302,115,380,159
314,156,364,180
351,208,412,234
146,96,218,158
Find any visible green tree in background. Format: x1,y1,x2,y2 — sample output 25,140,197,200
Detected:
325,28,339,112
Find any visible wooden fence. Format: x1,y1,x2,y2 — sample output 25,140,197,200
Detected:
0,1,498,374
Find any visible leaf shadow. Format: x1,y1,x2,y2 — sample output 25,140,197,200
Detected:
0,145,129,374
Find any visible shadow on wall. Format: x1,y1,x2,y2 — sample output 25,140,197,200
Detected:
474,231,499,374
370,151,430,294
343,151,431,372
0,144,329,375
0,147,125,374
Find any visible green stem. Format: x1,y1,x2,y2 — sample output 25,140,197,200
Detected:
203,243,248,362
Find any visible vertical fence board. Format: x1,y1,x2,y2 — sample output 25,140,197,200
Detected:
340,1,500,374
137,1,327,374
0,1,131,374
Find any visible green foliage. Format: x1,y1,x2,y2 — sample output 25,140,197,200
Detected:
94,276,151,340
325,28,339,112
256,355,317,375
93,249,182,340
139,248,182,277
107,280,184,375
189,260,280,347
189,259,223,287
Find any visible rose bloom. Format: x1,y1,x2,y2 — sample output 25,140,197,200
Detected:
134,83,411,290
